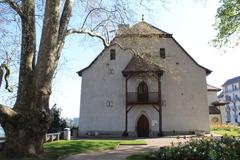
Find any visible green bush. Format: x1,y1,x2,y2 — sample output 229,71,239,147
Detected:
211,124,239,132
147,137,240,160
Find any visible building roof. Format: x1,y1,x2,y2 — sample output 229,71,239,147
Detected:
118,21,171,36
207,84,221,92
209,106,221,114
211,100,229,106
122,55,163,75
222,75,240,86
77,21,212,76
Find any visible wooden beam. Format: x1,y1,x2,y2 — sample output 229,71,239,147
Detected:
127,105,134,113
123,76,128,136
152,104,159,112
158,76,163,136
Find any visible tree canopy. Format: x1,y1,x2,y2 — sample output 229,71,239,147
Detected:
213,0,240,48
48,104,67,133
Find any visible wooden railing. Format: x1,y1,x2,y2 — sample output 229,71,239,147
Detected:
127,92,159,105
0,132,61,151
44,132,60,142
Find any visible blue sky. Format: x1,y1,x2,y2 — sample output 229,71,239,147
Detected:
50,0,240,118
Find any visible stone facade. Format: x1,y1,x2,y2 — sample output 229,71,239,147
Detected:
78,21,211,136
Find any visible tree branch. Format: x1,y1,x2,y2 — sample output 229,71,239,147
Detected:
58,0,74,42
0,63,13,92
66,28,109,48
0,0,24,18
0,65,3,89
0,104,17,121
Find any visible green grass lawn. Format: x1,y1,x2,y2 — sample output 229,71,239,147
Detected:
0,139,146,160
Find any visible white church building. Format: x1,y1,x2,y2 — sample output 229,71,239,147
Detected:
77,21,211,137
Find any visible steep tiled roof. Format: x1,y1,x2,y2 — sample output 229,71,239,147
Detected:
122,55,162,73
118,21,170,35
207,84,221,91
77,21,212,76
222,76,240,86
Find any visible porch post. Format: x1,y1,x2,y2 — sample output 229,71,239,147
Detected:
158,73,163,136
122,76,129,136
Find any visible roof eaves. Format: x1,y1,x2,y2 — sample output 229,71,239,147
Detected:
77,43,137,77
77,47,107,77
207,84,221,92
171,37,212,75
222,76,240,86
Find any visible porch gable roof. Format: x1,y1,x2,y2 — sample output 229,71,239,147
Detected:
122,55,163,75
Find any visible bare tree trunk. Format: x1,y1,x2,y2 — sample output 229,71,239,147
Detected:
0,0,122,156
0,0,74,156
0,0,47,155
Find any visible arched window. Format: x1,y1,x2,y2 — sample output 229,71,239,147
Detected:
137,81,148,102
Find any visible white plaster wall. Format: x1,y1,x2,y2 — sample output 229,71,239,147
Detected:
128,106,159,136
127,75,158,92
79,34,210,135
79,45,132,134
114,35,210,133
209,115,221,125
208,91,218,106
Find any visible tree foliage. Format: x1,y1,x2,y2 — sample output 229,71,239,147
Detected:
213,0,240,48
48,104,67,133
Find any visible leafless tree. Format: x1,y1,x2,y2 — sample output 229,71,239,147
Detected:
0,0,164,156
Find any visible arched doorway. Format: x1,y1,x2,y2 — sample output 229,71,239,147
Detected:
137,81,148,102
137,115,149,137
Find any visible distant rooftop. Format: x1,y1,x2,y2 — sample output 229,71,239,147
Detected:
222,76,240,86
207,84,221,91
209,106,220,114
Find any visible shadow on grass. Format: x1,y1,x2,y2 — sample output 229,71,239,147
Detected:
126,152,150,160
0,140,119,160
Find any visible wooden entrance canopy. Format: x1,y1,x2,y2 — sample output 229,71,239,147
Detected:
122,55,164,136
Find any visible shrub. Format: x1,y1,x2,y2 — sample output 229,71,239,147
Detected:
147,136,240,160
211,124,239,132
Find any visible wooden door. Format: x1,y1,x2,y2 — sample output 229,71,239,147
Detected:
137,115,149,137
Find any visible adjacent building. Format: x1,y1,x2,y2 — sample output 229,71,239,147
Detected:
219,76,240,124
207,84,226,125
78,21,211,137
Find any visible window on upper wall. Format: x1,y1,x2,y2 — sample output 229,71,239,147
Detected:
110,49,116,60
160,48,166,59
225,86,228,92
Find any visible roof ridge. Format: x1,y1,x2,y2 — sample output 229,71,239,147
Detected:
222,75,240,86
131,21,171,35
